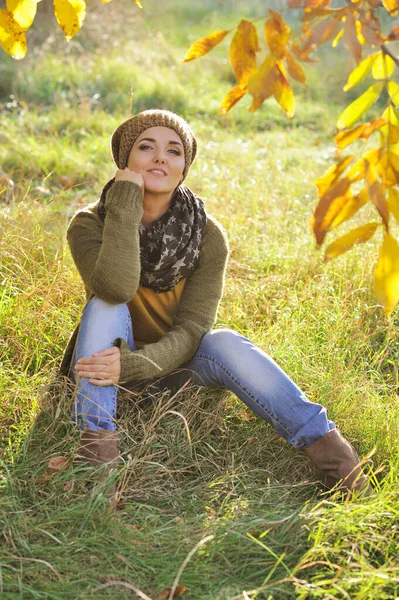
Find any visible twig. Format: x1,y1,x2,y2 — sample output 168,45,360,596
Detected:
90,580,153,600
168,535,214,600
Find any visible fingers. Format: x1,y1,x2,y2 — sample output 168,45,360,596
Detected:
76,354,119,368
74,347,121,385
76,368,111,379
92,347,120,357
89,378,114,387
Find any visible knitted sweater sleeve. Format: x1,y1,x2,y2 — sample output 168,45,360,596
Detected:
115,217,229,383
67,181,144,304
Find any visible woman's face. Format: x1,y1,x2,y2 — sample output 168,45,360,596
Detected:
127,126,185,196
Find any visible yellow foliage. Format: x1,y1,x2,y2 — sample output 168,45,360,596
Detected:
336,82,384,130
315,155,354,197
374,233,399,315
334,117,386,150
285,52,306,83
372,52,395,79
330,187,370,228
219,85,248,115
312,178,352,245
343,8,362,64
0,7,26,59
182,30,230,62
6,0,37,31
247,55,277,112
382,0,399,15
343,53,378,91
230,19,259,89
346,148,381,182
388,188,399,225
273,62,295,117
324,222,378,261
265,10,290,59
365,161,389,229
53,0,86,41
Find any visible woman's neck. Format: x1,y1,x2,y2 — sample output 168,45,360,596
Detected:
141,191,173,227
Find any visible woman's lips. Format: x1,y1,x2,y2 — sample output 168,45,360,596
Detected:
147,169,167,176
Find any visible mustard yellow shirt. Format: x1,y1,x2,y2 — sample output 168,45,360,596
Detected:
127,279,187,348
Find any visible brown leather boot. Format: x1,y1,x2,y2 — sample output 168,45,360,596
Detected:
77,429,120,506
77,429,119,466
304,428,372,497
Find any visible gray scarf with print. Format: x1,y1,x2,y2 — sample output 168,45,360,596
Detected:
98,180,207,293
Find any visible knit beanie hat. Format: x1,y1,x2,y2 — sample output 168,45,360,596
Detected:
111,109,197,181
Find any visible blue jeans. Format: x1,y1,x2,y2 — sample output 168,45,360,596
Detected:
70,297,335,449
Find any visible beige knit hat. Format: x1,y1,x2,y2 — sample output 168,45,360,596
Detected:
111,109,197,181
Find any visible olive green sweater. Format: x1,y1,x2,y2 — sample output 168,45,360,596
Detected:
61,180,229,384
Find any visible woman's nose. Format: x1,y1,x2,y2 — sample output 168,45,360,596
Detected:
153,148,166,163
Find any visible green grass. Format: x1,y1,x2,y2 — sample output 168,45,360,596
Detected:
1,1,399,598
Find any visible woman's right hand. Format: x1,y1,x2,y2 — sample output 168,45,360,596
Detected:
115,168,144,191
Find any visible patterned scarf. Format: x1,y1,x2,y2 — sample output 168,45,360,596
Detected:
98,180,207,293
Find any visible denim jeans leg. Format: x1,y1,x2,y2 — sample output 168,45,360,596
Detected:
168,329,335,449
70,296,135,431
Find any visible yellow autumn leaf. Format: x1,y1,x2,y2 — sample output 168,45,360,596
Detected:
374,233,399,315
376,150,399,187
330,187,370,228
247,55,278,112
343,52,378,91
230,19,259,89
334,117,386,150
383,0,399,14
312,178,352,245
332,28,344,48
325,222,378,261
285,52,306,83
383,104,399,126
182,30,230,62
343,8,362,64
346,147,381,182
372,52,395,79
388,80,399,107
272,62,295,117
301,16,341,54
337,82,384,130
6,0,37,31
365,161,389,229
0,7,26,59
315,155,354,197
265,10,290,59
53,0,86,41
133,0,143,7
380,109,399,144
388,188,399,224
219,85,248,115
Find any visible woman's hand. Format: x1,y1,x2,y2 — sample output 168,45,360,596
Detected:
115,167,144,191
74,346,121,386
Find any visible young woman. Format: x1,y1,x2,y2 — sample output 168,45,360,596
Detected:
60,109,370,496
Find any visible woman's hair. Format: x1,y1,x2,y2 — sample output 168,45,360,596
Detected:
111,109,197,181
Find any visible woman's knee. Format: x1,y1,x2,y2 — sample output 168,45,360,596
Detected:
84,296,129,318
200,328,245,355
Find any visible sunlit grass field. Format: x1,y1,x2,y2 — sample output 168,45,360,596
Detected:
1,1,398,598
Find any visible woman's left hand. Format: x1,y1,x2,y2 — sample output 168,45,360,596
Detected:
74,346,121,386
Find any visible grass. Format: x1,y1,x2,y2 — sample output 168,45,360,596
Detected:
1,1,399,598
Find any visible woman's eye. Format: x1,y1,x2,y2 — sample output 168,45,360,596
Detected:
168,148,181,155
139,144,153,150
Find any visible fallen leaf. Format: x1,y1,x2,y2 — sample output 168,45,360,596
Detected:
60,175,74,190
158,585,188,600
